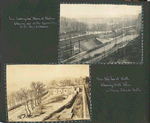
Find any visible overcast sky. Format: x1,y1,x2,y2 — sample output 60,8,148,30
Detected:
60,4,142,18
6,64,89,94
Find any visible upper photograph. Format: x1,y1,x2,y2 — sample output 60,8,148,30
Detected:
59,4,142,64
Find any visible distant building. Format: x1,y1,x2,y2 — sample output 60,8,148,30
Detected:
48,86,80,95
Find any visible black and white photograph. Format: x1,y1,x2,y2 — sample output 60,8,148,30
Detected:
59,4,142,63
6,64,90,122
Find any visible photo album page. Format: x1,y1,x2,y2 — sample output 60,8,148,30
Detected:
0,0,149,123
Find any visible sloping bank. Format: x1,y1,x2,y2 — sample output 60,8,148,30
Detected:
42,93,78,121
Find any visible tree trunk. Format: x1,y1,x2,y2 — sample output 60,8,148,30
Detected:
37,97,40,105
31,100,34,110
25,104,28,116
37,93,40,105
26,102,31,116
39,97,41,104
35,99,36,106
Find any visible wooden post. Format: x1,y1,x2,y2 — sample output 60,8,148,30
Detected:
116,33,118,54
73,42,75,56
79,40,80,53
104,46,105,58
61,47,63,60
70,41,72,56
83,85,86,119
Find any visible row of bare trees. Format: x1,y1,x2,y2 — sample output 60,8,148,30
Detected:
60,17,88,34
48,77,89,87
60,16,138,34
90,18,137,31
7,81,46,117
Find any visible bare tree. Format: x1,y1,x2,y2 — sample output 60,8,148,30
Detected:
28,90,35,110
49,80,58,87
7,95,13,108
36,82,45,104
9,92,17,106
16,90,23,104
30,81,45,106
20,88,31,116
30,82,38,106
8,90,25,109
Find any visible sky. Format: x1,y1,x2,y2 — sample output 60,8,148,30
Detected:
60,4,142,18
6,64,89,94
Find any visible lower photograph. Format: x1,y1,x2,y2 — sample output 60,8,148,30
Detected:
6,64,91,122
